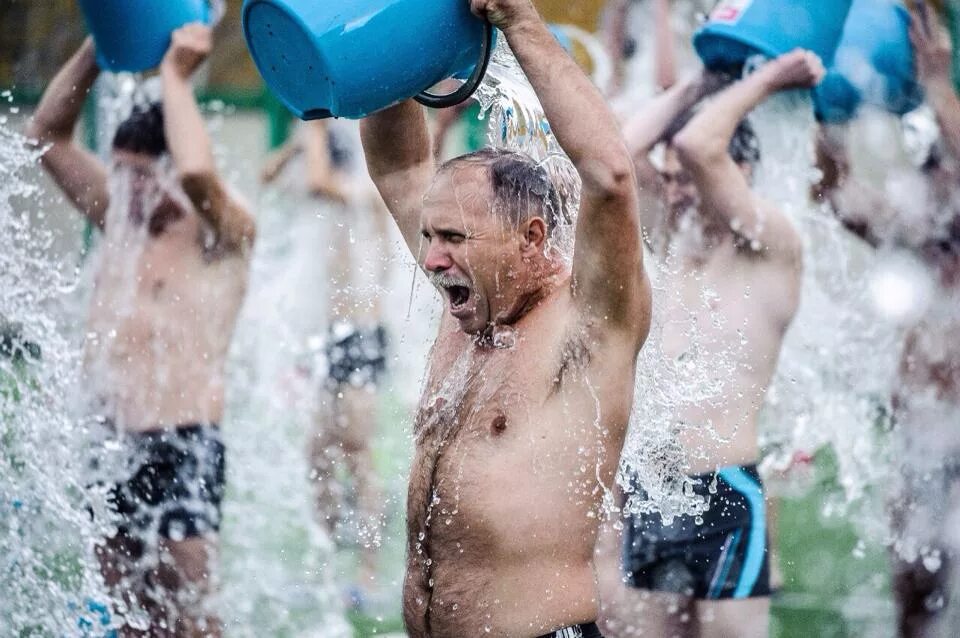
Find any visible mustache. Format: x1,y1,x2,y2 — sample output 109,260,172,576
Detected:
429,272,471,289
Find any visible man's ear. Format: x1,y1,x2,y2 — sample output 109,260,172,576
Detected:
522,216,548,252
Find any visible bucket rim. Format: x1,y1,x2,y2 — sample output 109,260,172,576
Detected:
693,27,795,67
242,0,335,119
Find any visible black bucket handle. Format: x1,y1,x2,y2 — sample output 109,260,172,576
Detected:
415,21,494,109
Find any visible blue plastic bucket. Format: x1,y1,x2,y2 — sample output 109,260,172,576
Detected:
814,0,924,123
78,0,210,73
694,0,853,72
242,0,493,120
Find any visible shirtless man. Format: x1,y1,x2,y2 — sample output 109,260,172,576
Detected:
264,120,391,608
815,7,960,636
359,1,651,635
28,25,255,636
596,30,824,637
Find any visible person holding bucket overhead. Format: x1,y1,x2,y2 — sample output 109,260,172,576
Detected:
27,20,254,638
352,0,652,635
594,3,827,637
814,5,960,636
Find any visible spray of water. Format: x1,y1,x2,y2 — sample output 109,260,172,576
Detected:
468,35,741,523
0,122,114,634
750,86,902,542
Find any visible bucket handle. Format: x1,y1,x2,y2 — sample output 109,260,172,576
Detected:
415,22,494,109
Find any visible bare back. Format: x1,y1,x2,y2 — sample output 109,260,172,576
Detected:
84,197,249,432
403,281,638,637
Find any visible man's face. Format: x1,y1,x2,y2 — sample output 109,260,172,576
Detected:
111,150,184,231
420,165,529,335
660,145,700,221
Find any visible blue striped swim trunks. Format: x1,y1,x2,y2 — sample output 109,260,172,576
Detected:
622,463,771,600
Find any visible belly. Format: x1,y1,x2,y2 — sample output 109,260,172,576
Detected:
83,301,230,431
404,432,607,637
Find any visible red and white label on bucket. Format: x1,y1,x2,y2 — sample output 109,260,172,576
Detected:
709,0,753,24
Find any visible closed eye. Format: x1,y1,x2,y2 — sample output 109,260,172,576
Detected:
440,231,466,244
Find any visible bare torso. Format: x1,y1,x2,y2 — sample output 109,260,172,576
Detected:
83,195,249,432
658,234,801,473
403,282,638,638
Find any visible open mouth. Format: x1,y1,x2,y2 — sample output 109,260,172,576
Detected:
446,285,471,310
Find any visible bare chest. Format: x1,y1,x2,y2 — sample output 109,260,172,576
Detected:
658,250,793,368
89,224,247,352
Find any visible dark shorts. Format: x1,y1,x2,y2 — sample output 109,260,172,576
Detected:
103,424,226,542
623,464,771,600
538,622,604,638
325,322,388,389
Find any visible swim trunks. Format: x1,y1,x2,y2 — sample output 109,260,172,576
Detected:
325,321,388,389
103,424,226,541
623,464,771,600
538,622,604,638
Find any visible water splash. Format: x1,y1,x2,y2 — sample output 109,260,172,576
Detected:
0,125,112,633
472,37,582,264
750,87,901,535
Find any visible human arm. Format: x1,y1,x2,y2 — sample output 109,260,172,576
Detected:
25,38,109,229
672,50,825,259
359,99,435,257
653,0,676,91
260,134,302,185
303,121,350,203
909,2,960,163
604,0,630,93
471,0,648,330
619,3,725,241
160,24,256,254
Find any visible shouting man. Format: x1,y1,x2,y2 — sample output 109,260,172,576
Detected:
359,0,651,636
28,25,254,636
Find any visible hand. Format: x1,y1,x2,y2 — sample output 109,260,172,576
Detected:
908,2,954,84
468,0,539,31
161,23,212,80
763,49,826,91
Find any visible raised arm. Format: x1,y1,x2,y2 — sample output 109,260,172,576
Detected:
618,3,726,244
909,2,960,164
160,24,256,254
673,50,824,259
26,38,109,229
360,100,435,257
604,0,630,93
472,0,648,331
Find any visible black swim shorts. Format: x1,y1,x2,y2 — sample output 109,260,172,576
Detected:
623,464,771,600
325,322,388,389
104,424,226,541
538,622,604,638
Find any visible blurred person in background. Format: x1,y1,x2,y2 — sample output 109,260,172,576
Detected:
596,9,823,636
27,24,255,637
815,5,960,636
262,119,391,612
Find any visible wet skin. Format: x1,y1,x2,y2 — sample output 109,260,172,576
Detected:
390,164,646,637
655,150,801,474
84,152,250,431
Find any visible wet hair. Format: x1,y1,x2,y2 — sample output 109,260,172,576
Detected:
441,148,565,234
663,108,761,168
112,102,167,157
